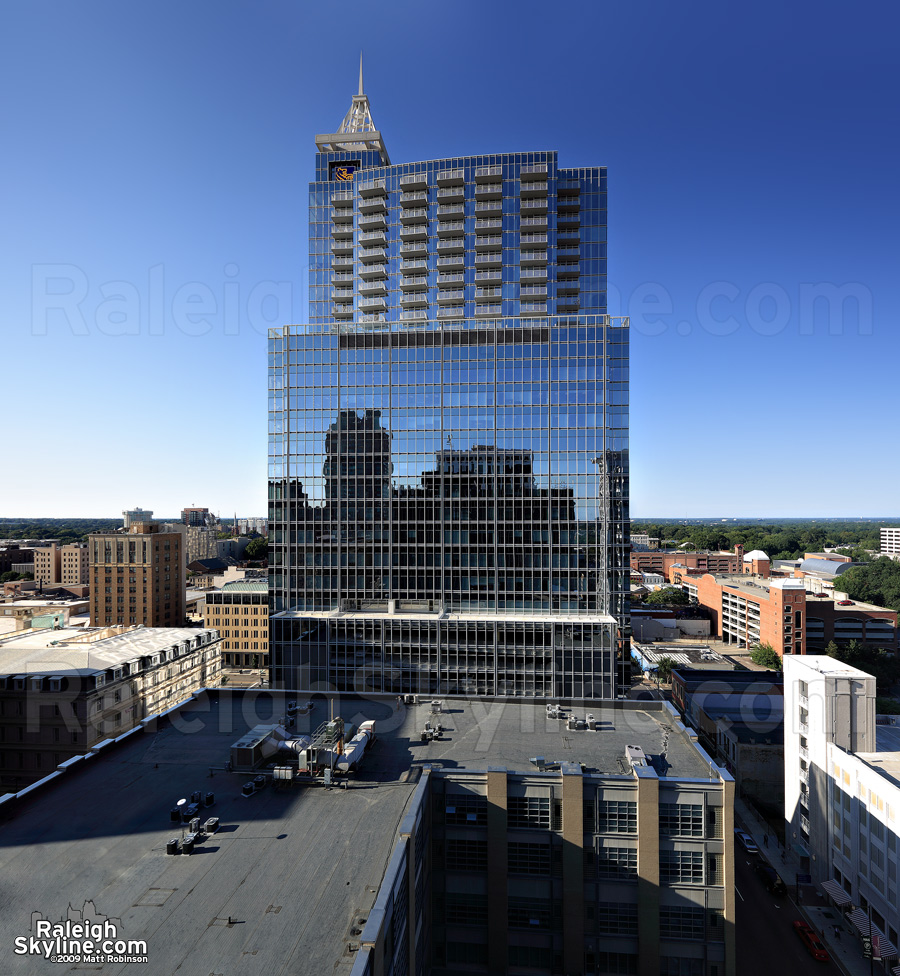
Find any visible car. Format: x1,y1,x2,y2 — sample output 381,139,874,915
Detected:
793,920,830,962
755,862,786,894
734,828,759,854
837,599,853,606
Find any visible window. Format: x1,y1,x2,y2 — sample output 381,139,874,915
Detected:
660,850,704,885
508,795,550,829
597,902,638,936
444,793,487,826
508,842,551,875
660,958,703,976
445,894,487,926
660,906,705,940
659,804,703,837
447,942,487,966
597,799,637,834
445,839,487,872
508,898,551,930
596,846,637,879
593,952,637,975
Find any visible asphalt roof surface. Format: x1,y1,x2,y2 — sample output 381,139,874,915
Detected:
0,692,713,976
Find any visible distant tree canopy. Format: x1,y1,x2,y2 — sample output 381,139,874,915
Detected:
0,518,121,542
750,643,781,669
631,519,884,562
834,557,900,614
644,586,690,606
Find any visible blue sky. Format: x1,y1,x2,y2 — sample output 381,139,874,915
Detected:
1,1,897,518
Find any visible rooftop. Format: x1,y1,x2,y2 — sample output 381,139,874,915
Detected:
274,607,616,625
0,626,217,678
0,692,719,976
705,574,805,599
859,724,900,791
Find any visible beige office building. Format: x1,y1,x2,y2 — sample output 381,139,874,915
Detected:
203,580,267,668
88,523,185,627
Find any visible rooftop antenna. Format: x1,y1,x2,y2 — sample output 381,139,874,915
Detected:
358,50,364,97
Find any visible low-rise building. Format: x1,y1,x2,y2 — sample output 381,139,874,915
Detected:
679,572,898,656
203,580,267,669
32,542,90,586
0,625,221,789
631,545,745,577
679,574,807,656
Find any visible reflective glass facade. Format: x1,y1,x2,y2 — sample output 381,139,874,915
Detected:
270,127,629,697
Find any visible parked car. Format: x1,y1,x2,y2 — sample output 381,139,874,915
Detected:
793,921,830,962
837,599,853,606
734,828,759,854
755,862,786,894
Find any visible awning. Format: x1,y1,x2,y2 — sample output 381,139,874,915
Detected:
847,909,898,960
820,880,851,905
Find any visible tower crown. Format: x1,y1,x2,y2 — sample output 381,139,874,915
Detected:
315,54,390,164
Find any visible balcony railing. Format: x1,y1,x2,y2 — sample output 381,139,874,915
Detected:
359,281,387,296
475,201,502,212
400,259,428,272
358,247,388,264
475,164,502,181
436,256,465,267
437,272,465,285
358,181,387,197
521,216,548,228
331,272,354,282
400,207,428,224
437,220,465,236
475,270,502,282
475,218,502,231
436,168,465,185
437,204,464,217
400,190,428,206
520,162,548,179
400,241,428,254
437,305,465,317
399,172,427,189
399,308,427,320
475,303,502,317
436,288,465,303
400,224,428,241
359,231,387,245
399,276,428,291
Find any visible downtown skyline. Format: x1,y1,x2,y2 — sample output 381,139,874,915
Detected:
2,1,897,518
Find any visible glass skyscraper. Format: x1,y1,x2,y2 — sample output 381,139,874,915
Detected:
269,72,629,698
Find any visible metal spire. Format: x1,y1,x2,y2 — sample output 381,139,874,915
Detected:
314,56,391,164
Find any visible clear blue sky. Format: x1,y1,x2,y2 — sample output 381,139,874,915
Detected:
2,1,897,518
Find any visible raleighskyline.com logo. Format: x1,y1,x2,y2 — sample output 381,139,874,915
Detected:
14,902,147,965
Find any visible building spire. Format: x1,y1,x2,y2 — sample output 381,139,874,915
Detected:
315,55,391,165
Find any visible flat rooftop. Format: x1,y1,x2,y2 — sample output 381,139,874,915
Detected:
859,724,900,791
0,626,217,677
0,693,716,976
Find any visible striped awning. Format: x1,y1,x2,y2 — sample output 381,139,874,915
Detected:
820,880,851,905
847,910,898,960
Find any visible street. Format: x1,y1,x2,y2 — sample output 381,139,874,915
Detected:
735,848,843,976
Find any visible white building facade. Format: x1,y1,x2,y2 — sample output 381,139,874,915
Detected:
784,655,900,952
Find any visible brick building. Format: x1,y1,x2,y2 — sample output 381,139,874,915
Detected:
677,574,898,657
32,542,90,586
88,523,185,627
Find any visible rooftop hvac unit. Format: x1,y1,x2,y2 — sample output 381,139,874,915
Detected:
625,744,648,767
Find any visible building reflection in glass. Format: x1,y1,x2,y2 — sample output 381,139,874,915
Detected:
270,318,627,698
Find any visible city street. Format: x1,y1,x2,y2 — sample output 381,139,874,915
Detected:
736,849,843,976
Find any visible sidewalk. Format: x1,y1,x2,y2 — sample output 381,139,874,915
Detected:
733,794,893,976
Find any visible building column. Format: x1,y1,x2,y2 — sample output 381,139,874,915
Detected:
560,761,585,976
486,767,508,975
634,765,660,976
721,775,736,976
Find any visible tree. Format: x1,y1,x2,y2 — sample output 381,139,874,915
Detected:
750,643,781,669
245,537,268,560
827,639,900,696
0,571,19,583
644,586,689,607
655,656,675,683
